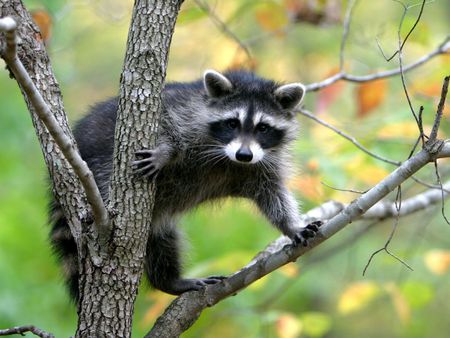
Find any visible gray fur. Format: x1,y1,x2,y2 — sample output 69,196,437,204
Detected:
50,70,312,300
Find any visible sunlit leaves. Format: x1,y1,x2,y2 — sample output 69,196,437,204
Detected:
338,281,380,314
299,312,332,337
377,121,420,140
399,281,434,309
424,249,450,275
276,313,303,338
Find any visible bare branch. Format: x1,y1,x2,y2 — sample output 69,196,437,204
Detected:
378,0,427,62
0,17,109,235
305,36,449,92
0,325,54,338
429,76,449,142
298,108,401,166
149,140,450,336
363,186,414,275
433,161,450,225
299,108,450,192
395,3,421,128
339,0,357,71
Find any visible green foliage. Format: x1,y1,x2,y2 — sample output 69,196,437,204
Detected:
1,0,449,337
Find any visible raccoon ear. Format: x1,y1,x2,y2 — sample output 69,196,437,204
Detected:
274,83,306,110
203,70,233,98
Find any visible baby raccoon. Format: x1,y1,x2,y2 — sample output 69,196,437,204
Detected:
50,70,320,300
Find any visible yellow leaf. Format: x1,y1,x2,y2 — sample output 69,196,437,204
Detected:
276,313,303,338
356,79,387,118
255,3,289,33
338,281,379,314
377,121,420,140
384,283,411,324
424,249,450,275
344,155,389,186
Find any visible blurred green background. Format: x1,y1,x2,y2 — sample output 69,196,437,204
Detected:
1,0,449,337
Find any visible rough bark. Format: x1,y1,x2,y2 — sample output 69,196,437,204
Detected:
1,0,183,336
75,1,183,337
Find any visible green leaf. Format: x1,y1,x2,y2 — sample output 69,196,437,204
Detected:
400,281,434,309
299,312,332,338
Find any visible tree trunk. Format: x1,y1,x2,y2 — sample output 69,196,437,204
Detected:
75,1,183,337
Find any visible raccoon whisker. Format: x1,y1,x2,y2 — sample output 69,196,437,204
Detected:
201,153,226,167
209,156,227,168
188,143,222,149
196,149,224,161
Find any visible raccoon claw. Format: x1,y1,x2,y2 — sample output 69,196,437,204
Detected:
293,220,323,247
132,149,161,180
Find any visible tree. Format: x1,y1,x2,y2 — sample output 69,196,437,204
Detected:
0,0,183,336
0,0,449,337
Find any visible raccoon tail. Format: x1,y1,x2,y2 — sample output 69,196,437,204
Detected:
49,200,79,302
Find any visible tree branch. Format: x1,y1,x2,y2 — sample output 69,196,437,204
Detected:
148,140,450,335
305,36,449,92
0,325,54,338
194,0,253,63
298,108,401,166
0,16,109,234
0,0,93,250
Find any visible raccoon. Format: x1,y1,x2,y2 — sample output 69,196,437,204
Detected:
50,70,320,300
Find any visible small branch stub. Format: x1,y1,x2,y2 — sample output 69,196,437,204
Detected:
0,325,54,338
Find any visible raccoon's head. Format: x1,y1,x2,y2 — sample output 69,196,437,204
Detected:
204,69,305,165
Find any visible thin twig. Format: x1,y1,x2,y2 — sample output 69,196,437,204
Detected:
321,180,366,194
378,0,427,62
434,161,450,225
0,17,109,234
299,109,401,166
396,3,420,129
429,76,449,142
0,325,54,338
305,36,449,92
194,0,253,63
339,0,358,71
363,186,413,275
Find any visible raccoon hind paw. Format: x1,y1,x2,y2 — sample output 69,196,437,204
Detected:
163,276,227,295
293,220,323,247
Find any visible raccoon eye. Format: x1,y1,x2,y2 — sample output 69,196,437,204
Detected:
256,123,270,133
226,119,239,130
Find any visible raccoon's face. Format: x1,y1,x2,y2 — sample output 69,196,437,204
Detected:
204,70,305,165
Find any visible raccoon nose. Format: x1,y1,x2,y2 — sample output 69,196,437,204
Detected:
236,147,253,162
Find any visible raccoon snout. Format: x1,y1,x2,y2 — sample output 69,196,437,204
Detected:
236,147,253,163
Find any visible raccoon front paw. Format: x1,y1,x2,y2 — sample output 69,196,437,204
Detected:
132,147,166,180
293,220,323,247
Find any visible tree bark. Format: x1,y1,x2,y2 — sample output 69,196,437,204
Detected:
75,1,183,337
